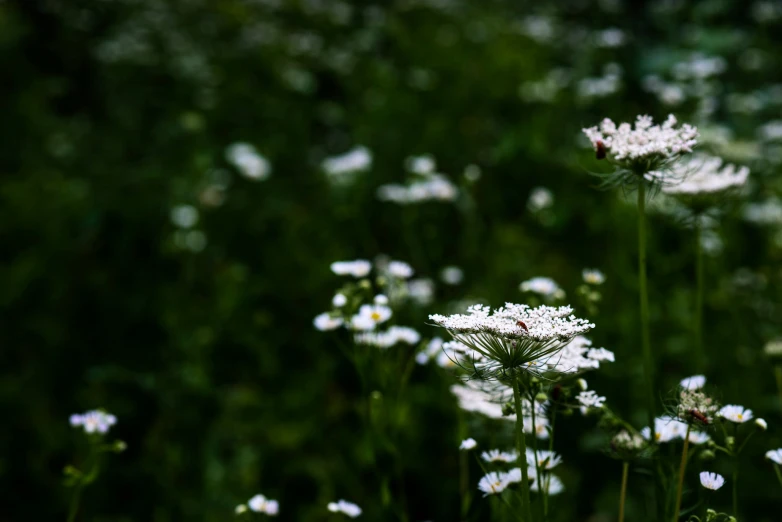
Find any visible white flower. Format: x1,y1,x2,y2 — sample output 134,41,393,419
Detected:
377,173,458,205
226,143,271,181
170,205,199,229
332,294,348,307
530,473,564,495
406,154,436,175
248,494,279,516
641,416,688,443
576,390,606,414
330,260,371,278
70,410,117,435
478,472,508,496
680,375,706,390
350,304,392,330
373,294,389,305
586,347,615,362
503,467,523,484
582,269,605,285
354,326,420,348
322,146,372,181
717,404,753,423
519,277,563,299
756,418,768,430
481,449,518,463
526,449,562,470
416,337,444,365
527,187,554,212
699,471,725,491
407,278,435,306
440,266,464,285
688,431,711,445
583,114,698,173
576,378,588,390
313,313,343,331
386,261,414,279
662,154,749,196
765,449,782,465
327,500,362,518
460,438,477,451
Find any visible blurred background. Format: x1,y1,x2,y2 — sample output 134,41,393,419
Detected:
2,0,782,520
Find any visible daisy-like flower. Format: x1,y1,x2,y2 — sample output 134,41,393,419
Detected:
688,431,711,445
330,260,372,278
718,404,753,423
680,375,706,390
530,473,565,495
478,472,509,496
460,438,477,451
70,410,117,435
582,114,698,182
313,313,343,331
519,277,564,300
226,143,271,181
386,260,414,279
481,449,519,463
765,449,782,465
248,494,279,516
354,326,420,348
699,471,725,491
350,304,392,331
327,500,362,518
429,303,594,379
582,269,605,285
576,390,606,414
641,416,688,443
662,154,749,198
526,449,562,470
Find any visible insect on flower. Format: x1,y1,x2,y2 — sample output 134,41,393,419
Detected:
595,140,606,160
516,320,529,332
688,409,710,425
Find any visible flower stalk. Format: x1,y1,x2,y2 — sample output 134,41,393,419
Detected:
673,424,692,522
619,461,629,522
512,375,533,522
637,183,655,435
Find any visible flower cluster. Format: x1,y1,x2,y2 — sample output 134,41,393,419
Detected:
236,494,279,516
354,326,421,348
377,173,458,204
677,388,718,424
327,500,362,518
611,430,647,456
70,410,117,435
641,416,710,444
662,154,749,198
576,390,606,414
583,114,698,177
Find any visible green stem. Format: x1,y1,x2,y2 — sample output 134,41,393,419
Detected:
458,412,471,519
66,484,84,522
543,405,557,519
619,461,629,522
673,424,692,522
512,376,533,522
774,366,782,417
530,396,543,521
732,459,738,516
637,183,655,435
694,221,704,371
774,465,782,491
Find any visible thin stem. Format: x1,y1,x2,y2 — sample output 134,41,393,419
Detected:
673,424,692,522
458,411,471,519
512,376,533,522
774,366,782,417
66,484,84,522
543,405,557,519
732,460,738,516
774,465,782,491
637,183,655,435
619,461,630,522
694,221,704,371
530,396,543,521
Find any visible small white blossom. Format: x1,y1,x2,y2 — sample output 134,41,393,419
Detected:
641,416,688,443
407,278,435,306
680,375,706,390
582,269,605,285
330,260,372,278
416,337,444,365
519,277,563,299
699,471,725,491
662,154,749,196
387,261,414,279
756,418,768,430
527,187,554,212
481,449,518,463
354,326,420,348
226,143,271,181
530,473,564,495
332,294,348,307
350,304,392,330
478,472,509,496
373,294,389,305
406,154,436,175
235,504,248,515
70,410,117,435
576,390,606,414
170,205,199,229
313,313,343,331
766,449,782,465
526,449,562,470
460,438,477,451
248,494,279,516
440,266,464,285
688,431,711,445
718,404,753,423
327,500,362,518
322,146,372,184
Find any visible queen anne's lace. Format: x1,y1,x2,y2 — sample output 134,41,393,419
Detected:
662,154,749,196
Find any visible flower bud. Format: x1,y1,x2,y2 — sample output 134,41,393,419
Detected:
535,392,547,404
725,436,735,450
755,418,768,431
235,504,248,515
576,378,588,391
699,449,715,461
112,440,128,453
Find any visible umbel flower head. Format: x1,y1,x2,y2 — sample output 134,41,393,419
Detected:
429,303,594,380
70,410,117,435
662,154,749,213
582,114,698,187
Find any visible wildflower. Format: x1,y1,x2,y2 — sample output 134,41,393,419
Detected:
478,472,508,496
386,261,414,279
482,449,519,463
373,294,389,305
641,416,688,443
503,467,524,485
350,304,392,330
677,389,718,424
248,494,279,516
440,266,464,285
526,449,562,470
530,473,565,495
332,294,348,307
313,313,343,331
527,187,554,213
460,438,477,451
70,410,117,435
717,405,753,423
576,390,606,414
662,154,749,198
537,336,612,375
688,431,711,444
611,430,647,455
330,260,372,278
765,449,782,464
226,143,271,181
354,326,420,348
577,378,588,390
519,277,564,299
327,500,362,518
406,154,436,175
235,504,248,515
680,375,706,390
407,278,435,306
586,347,615,362
582,114,698,181
322,146,372,185
699,471,725,490
756,418,768,430
377,174,458,204
415,337,444,365
582,269,605,285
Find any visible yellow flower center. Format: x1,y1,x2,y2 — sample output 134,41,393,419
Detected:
737,414,743,420
371,312,381,321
